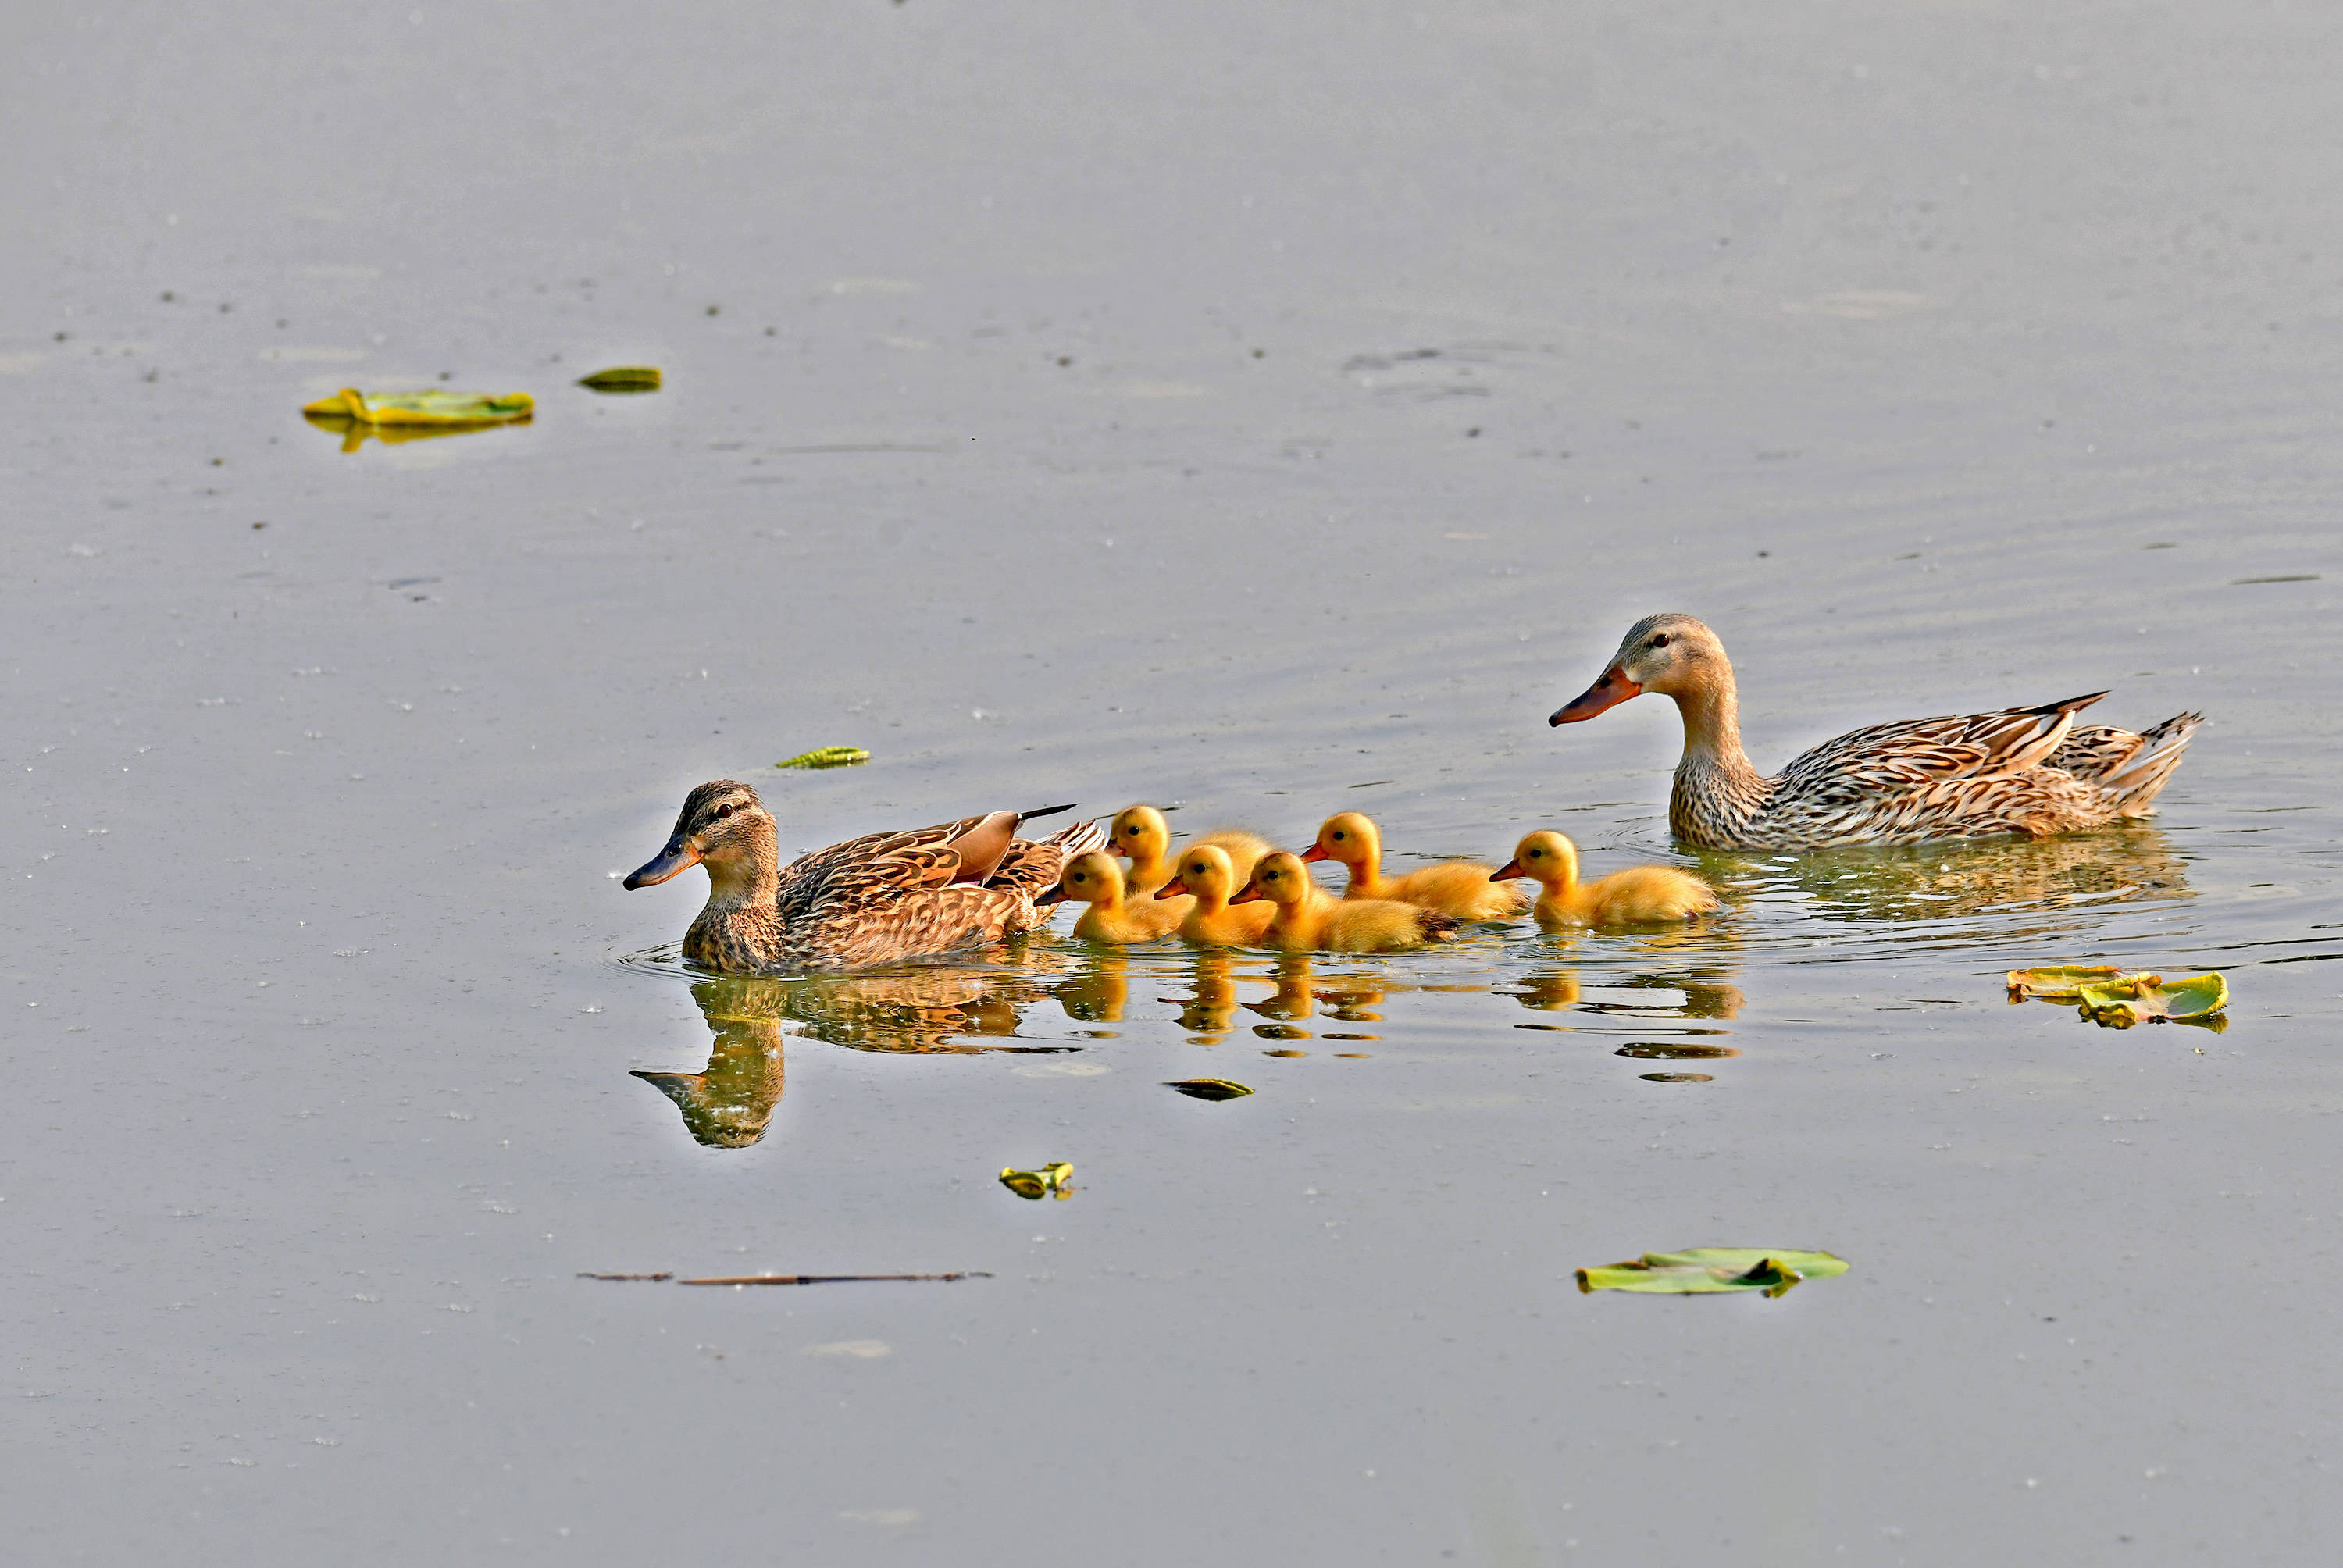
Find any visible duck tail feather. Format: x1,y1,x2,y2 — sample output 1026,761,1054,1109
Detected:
1016,803,1079,826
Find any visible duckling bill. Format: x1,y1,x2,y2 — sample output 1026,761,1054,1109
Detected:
625,780,1104,973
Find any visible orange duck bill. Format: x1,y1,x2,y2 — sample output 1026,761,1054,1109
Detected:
622,833,702,889
1154,877,1190,901
1490,859,1525,882
1550,665,1642,725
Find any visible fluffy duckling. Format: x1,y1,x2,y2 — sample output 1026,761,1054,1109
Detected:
1300,811,1528,921
1234,851,1462,952
1156,844,1277,946
1108,804,1273,899
1492,831,1720,927
1040,850,1191,943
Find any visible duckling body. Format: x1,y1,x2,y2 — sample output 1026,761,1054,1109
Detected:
1236,851,1460,952
1495,831,1718,926
624,780,1106,973
1300,811,1529,921
1550,615,2203,848
1043,850,1191,943
1157,844,1276,946
1108,804,1271,899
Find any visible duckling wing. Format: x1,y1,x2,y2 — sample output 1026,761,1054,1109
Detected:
1778,693,2107,799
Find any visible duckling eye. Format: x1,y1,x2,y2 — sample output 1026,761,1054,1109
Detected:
1331,831,1346,841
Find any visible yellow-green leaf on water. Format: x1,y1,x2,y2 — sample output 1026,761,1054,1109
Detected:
998,1160,1073,1200
2006,964,2132,1001
300,387,533,427
1165,1078,1253,1101
2076,971,2228,1028
775,746,869,770
1576,1248,1849,1299
577,365,662,392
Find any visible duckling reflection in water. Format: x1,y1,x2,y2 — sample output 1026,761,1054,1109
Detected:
1170,949,1244,1042
1049,948,1129,1024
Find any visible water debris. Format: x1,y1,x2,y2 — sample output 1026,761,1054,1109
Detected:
1165,1078,1253,1101
2005,964,2127,1000
2006,965,2229,1028
1576,1249,1848,1298
301,387,533,427
578,365,662,392
678,1271,993,1287
576,1271,674,1281
1639,1072,1714,1083
999,1161,1074,1200
2076,972,2228,1028
776,746,870,770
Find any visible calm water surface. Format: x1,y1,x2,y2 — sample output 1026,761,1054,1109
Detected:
5,3,2342,1563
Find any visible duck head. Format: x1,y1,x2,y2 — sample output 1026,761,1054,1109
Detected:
623,779,776,899
1298,811,1380,871
1231,850,1311,907
1043,850,1125,909
1550,613,1723,724
1493,830,1580,889
1107,804,1172,867
1156,843,1236,904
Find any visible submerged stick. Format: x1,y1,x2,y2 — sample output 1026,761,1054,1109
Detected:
678,1271,995,1287
576,1271,674,1281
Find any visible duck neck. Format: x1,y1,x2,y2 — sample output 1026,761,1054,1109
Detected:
1671,668,1761,784
688,824,785,965
1549,841,1581,897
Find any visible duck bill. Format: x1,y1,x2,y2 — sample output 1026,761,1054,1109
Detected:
622,835,702,889
1492,860,1525,882
1550,665,1642,725
1154,877,1190,901
1296,844,1330,863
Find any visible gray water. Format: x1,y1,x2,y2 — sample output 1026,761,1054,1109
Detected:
6,2,2341,1562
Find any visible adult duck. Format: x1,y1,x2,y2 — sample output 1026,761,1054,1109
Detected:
623,780,1104,972
1550,615,2202,849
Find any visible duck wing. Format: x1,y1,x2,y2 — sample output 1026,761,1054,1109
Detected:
1777,693,2107,799
771,814,1000,924
985,817,1110,903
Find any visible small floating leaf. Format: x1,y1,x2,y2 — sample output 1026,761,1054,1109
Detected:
301,387,533,427
2006,964,2131,1001
577,365,662,392
776,746,870,770
1576,1248,1848,1299
2075,971,2228,1028
998,1160,1074,1200
1166,1078,1253,1101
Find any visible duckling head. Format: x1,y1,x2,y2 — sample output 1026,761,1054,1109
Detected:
1551,613,1723,724
1109,804,1172,865
1157,843,1236,903
1299,811,1379,869
1231,850,1313,906
1043,850,1125,909
623,779,776,899
1493,829,1579,889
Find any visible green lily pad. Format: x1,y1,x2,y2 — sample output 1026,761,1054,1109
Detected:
577,365,662,392
2006,964,2130,1000
998,1160,1073,1200
1576,1248,1849,1299
301,387,533,427
776,746,870,770
2075,971,2228,1028
1165,1078,1253,1101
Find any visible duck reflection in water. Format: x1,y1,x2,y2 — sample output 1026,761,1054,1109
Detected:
633,960,1082,1149
1710,824,2193,927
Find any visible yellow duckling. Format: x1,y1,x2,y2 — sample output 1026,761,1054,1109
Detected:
1156,844,1277,946
1233,851,1461,953
1040,850,1191,943
1492,831,1720,926
1300,811,1528,921
1108,804,1272,899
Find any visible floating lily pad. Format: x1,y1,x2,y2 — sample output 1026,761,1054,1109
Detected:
2075,971,2228,1028
301,387,533,427
1165,1078,1253,1101
776,746,869,770
1577,1248,1848,1299
2005,964,2130,1000
577,365,662,392
998,1161,1073,1200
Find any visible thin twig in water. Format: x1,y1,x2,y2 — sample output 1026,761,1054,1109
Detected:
576,1271,674,1281
677,1271,995,1287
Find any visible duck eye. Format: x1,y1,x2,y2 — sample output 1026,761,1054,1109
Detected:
1649,633,1671,648
715,803,734,820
